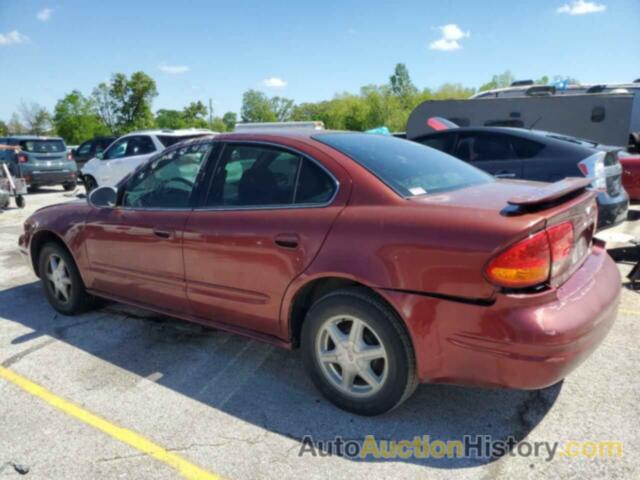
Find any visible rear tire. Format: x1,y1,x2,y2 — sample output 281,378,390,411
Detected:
301,287,417,416
63,181,77,192
38,242,97,315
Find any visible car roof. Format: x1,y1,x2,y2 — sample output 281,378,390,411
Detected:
121,128,218,137
6,135,65,141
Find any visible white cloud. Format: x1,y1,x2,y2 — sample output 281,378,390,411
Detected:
158,63,190,75
557,0,606,15
263,77,287,88
37,8,53,21
0,30,29,46
429,24,469,51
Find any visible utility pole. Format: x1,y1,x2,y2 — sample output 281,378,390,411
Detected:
208,98,213,128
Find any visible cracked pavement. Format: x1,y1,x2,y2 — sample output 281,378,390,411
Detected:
0,188,639,479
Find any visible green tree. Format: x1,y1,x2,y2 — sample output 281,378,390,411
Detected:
182,101,209,127
155,109,187,129
222,111,237,131
240,90,277,122
210,117,227,132
478,71,515,92
53,90,109,144
389,63,418,99
270,96,294,122
19,101,52,135
7,113,25,134
0,120,8,136
93,71,158,135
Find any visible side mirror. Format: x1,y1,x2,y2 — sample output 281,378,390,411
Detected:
88,186,117,208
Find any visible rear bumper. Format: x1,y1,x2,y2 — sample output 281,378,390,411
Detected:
596,191,629,230
25,170,76,186
379,245,620,389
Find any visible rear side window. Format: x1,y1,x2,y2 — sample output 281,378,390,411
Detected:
454,134,514,162
204,144,335,207
510,137,545,159
315,133,492,196
417,134,456,154
158,135,207,148
76,141,93,156
19,140,66,153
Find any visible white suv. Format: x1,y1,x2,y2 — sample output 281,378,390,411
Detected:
81,129,217,191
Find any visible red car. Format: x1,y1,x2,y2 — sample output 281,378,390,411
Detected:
619,151,640,201
19,131,620,415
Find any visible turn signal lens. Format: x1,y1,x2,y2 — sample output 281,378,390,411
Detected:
486,230,551,288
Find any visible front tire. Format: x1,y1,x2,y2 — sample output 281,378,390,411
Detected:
83,175,97,193
301,288,417,416
38,242,96,315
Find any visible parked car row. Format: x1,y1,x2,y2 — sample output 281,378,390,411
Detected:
20,129,620,415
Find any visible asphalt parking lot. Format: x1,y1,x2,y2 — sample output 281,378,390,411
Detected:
1,188,639,479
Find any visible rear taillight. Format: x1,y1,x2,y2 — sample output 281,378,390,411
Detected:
547,221,574,276
578,152,606,191
485,221,575,289
67,152,73,161
17,154,28,163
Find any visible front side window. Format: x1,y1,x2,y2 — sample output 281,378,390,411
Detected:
205,144,335,207
315,133,492,196
126,136,156,156
121,143,211,209
103,138,129,160
418,134,456,154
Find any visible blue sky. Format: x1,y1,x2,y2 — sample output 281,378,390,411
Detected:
1,0,639,120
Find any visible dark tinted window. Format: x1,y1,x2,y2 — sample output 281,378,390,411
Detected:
103,138,129,159
418,134,456,154
454,134,514,162
206,145,301,207
18,139,66,153
122,143,211,209
315,133,492,196
295,159,335,204
511,137,545,159
158,134,207,148
77,141,93,156
126,136,155,156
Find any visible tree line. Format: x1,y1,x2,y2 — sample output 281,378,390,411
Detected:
0,65,577,144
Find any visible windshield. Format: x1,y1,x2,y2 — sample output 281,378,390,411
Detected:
19,139,66,153
314,133,493,196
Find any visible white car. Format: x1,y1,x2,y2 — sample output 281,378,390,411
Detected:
81,129,217,191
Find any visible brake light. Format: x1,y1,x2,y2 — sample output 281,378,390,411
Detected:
67,152,73,161
486,230,551,288
547,222,574,276
17,154,28,163
578,152,606,191
485,221,575,289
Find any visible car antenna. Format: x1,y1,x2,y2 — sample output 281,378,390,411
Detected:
528,115,543,130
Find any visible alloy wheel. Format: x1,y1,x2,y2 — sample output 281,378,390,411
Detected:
315,314,388,397
46,254,72,304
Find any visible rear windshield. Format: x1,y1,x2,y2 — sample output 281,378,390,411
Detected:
158,134,208,148
314,133,493,196
19,140,66,153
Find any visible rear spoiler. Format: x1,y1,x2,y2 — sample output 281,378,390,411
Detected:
507,177,592,207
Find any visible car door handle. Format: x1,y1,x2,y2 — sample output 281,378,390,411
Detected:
274,233,299,249
153,229,173,239
495,172,516,178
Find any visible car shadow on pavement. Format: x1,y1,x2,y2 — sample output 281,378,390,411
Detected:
0,281,561,469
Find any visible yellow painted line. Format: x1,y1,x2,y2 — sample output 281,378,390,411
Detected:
619,308,640,317
0,366,222,480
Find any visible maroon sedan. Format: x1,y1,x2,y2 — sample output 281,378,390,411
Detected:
19,131,620,415
620,151,640,201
